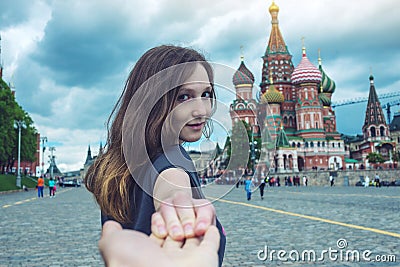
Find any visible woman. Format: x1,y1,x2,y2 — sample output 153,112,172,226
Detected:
85,45,226,266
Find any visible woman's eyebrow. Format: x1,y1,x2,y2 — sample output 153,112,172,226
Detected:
179,85,212,92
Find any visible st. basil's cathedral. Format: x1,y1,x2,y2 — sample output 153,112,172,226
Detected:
230,1,349,173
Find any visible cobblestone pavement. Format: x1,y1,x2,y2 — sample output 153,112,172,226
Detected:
0,185,399,266
0,187,102,267
203,184,400,267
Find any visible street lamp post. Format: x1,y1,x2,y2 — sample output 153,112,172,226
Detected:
15,120,24,188
40,137,48,176
49,147,56,179
250,125,258,175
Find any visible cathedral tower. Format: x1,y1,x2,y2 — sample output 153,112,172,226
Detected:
362,75,390,141
230,55,258,127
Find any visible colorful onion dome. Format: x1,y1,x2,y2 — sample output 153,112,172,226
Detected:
319,65,336,93
291,48,322,85
260,93,268,104
232,60,255,86
263,80,284,104
269,1,279,13
319,93,331,107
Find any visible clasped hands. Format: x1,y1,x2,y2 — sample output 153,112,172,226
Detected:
99,191,220,267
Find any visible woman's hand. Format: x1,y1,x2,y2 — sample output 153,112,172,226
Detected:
151,190,216,240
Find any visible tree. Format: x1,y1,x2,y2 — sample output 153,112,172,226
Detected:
225,120,261,171
366,152,385,164
0,79,38,173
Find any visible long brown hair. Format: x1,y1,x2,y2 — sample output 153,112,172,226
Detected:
85,45,215,223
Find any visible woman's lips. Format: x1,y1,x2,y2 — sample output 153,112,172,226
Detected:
187,122,205,130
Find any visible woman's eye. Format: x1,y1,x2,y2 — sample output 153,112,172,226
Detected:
202,91,212,98
177,94,190,101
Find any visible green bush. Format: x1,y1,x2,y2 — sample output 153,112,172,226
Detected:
0,174,38,192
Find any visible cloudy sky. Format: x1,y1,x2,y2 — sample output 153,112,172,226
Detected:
1,0,399,173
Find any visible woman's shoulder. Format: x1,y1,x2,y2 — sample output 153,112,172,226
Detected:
152,145,196,173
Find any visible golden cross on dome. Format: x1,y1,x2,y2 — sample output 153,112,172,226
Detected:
301,36,306,55
318,48,322,66
240,45,244,61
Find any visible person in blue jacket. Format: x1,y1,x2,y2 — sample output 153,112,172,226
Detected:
245,176,254,200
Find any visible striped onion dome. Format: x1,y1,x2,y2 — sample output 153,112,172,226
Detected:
232,60,255,86
319,92,331,107
291,49,322,85
319,65,336,93
263,82,284,104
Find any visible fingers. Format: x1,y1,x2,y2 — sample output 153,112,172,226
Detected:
183,226,219,251
151,212,168,239
158,191,196,240
162,235,184,249
200,225,220,252
193,199,216,236
171,192,196,238
150,233,165,247
101,220,123,238
155,192,217,241
159,199,185,241
183,235,202,248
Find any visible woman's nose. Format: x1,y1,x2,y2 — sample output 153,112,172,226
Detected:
191,98,210,117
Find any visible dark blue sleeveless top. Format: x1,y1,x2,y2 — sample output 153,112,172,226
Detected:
101,145,226,266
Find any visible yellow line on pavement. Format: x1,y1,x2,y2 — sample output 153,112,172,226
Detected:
210,197,400,239
284,191,400,199
1,188,73,209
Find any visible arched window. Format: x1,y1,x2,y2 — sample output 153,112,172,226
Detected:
370,126,376,137
297,142,301,148
380,126,385,137
317,142,321,147
322,141,325,147
310,142,314,147
305,142,309,148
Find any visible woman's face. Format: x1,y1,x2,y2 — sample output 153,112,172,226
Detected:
171,64,213,143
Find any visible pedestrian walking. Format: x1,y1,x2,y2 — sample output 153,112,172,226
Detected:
329,175,334,187
374,173,381,187
259,177,266,200
244,177,254,200
37,176,44,198
49,178,56,198
84,45,226,266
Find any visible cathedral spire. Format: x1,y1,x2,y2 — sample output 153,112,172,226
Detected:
362,74,388,139
266,1,288,54
84,145,92,165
